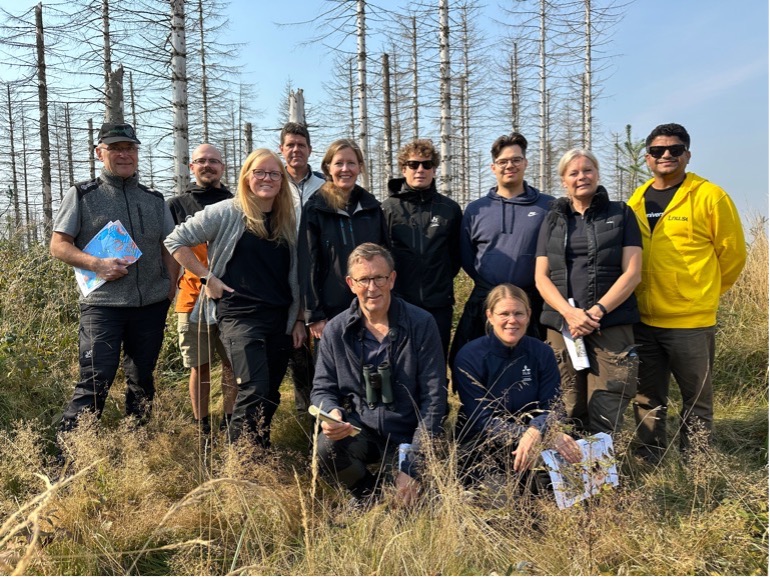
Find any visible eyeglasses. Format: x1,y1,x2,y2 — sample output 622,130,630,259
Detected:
102,144,138,154
647,144,687,159
192,157,223,166
251,169,283,181
351,275,391,288
494,157,525,167
492,310,528,321
404,160,435,171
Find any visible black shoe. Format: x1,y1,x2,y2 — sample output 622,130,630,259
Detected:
219,414,232,433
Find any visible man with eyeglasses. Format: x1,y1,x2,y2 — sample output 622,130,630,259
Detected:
449,132,554,370
51,122,178,437
278,122,325,419
381,139,462,358
167,143,237,438
311,243,447,507
628,123,746,461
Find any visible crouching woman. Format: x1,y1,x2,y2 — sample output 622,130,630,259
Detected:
453,283,581,487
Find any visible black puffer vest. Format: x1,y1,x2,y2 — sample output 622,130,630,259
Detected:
540,187,639,330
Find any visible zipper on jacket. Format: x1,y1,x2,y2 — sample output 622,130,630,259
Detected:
121,180,144,306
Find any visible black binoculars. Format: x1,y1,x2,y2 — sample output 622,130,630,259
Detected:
363,362,393,410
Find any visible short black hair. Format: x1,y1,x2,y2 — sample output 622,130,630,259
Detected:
280,122,311,148
491,132,528,159
645,123,690,150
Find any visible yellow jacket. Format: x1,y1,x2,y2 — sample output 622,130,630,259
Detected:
628,172,746,328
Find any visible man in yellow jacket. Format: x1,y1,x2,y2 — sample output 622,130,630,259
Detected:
628,123,746,461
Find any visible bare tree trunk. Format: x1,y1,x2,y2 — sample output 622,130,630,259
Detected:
289,88,306,124
348,58,355,136
510,43,520,133
65,103,74,187
223,139,229,184
244,122,252,153
35,3,52,239
105,65,124,123
583,0,592,149
53,105,64,200
21,113,34,246
411,15,419,140
87,118,96,179
171,0,190,195
7,85,21,231
102,0,111,111
438,0,452,196
382,53,393,181
545,87,552,192
356,0,370,189
146,142,155,188
538,0,546,192
128,71,137,128
198,0,209,142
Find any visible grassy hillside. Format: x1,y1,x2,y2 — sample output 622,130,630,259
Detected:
0,222,767,575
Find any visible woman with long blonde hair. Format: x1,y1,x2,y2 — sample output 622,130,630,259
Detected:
298,139,388,340
166,148,305,447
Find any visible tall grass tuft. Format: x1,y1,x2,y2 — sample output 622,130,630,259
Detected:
0,220,766,575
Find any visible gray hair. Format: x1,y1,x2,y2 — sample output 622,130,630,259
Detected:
347,243,395,275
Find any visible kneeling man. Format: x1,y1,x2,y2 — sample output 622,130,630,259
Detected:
311,243,447,505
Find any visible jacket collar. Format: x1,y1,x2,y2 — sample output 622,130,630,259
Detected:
343,296,405,344
554,185,610,216
387,177,437,203
100,168,138,189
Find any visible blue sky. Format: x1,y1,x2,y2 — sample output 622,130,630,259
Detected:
225,0,770,220
2,0,767,220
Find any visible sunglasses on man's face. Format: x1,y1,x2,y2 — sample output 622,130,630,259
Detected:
404,160,435,170
647,144,687,159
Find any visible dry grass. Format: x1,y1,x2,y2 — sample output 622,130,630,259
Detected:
0,219,767,575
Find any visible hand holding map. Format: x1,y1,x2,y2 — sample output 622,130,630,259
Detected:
74,220,142,296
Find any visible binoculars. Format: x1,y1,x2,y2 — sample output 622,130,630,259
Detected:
363,362,393,410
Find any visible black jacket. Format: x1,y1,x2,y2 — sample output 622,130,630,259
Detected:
298,185,388,323
167,183,233,225
539,187,639,330
382,178,463,309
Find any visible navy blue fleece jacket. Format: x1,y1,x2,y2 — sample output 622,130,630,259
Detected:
310,297,448,451
453,333,560,443
460,183,554,290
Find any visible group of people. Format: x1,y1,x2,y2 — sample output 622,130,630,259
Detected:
51,120,746,505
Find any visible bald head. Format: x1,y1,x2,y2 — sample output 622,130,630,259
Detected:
190,143,224,188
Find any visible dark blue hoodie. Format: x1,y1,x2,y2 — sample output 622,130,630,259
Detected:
460,182,554,290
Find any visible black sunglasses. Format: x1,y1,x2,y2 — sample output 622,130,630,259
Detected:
647,144,687,159
404,160,435,170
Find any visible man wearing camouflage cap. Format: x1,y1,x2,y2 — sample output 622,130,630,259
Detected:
51,122,178,435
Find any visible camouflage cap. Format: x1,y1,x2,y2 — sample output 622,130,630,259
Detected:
98,123,141,145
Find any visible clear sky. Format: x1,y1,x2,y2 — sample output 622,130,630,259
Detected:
2,0,767,220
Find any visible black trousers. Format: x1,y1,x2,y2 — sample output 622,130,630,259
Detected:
633,323,716,456
218,317,292,446
60,299,170,431
287,335,314,413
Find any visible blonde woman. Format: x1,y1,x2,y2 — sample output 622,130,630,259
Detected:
298,139,388,340
165,148,305,447
535,149,642,436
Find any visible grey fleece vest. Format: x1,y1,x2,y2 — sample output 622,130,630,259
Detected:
74,172,170,307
